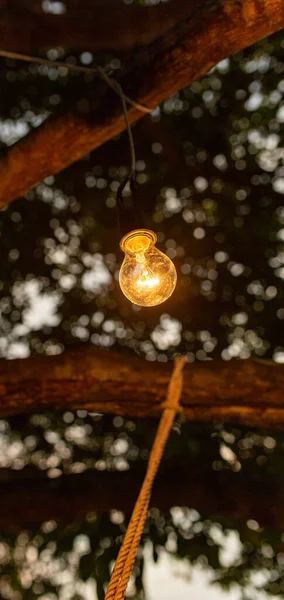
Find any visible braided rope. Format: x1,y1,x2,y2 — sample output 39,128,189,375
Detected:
104,356,187,600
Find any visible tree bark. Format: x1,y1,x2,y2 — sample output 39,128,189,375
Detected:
0,347,284,429
0,465,283,531
0,0,284,206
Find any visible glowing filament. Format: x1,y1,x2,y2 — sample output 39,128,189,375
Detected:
137,275,160,288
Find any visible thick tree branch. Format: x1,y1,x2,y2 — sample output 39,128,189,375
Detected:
0,347,284,429
0,0,284,206
1,465,283,531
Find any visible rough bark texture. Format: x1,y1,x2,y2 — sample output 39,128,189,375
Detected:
1,464,283,531
0,0,284,206
0,0,191,53
0,347,284,429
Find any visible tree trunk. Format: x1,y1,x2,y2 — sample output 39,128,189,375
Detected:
0,465,283,531
0,0,284,206
0,347,283,429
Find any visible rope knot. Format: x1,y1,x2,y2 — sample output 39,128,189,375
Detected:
161,356,187,412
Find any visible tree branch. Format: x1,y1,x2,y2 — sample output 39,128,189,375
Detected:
0,347,283,429
0,0,284,206
1,464,283,530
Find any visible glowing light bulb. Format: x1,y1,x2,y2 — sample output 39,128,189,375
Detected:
119,229,177,306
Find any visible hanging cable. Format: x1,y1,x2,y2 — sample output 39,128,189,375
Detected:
102,75,136,176
0,47,144,232
97,67,141,233
0,49,141,194
112,77,137,218
0,49,151,114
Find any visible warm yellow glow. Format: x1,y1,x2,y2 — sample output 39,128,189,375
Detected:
137,275,160,289
119,229,177,306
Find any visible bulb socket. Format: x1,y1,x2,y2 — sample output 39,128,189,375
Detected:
120,229,157,254
116,174,149,237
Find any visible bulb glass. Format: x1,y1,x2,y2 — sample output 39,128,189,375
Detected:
119,229,177,306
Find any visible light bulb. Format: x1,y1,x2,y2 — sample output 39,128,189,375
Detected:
119,229,177,306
